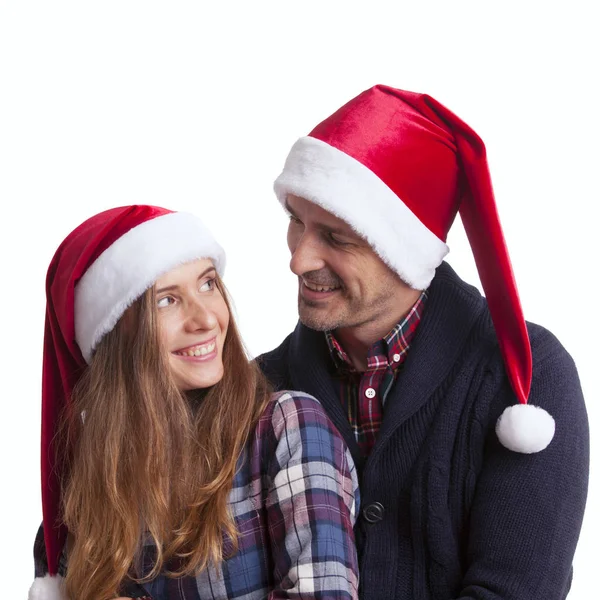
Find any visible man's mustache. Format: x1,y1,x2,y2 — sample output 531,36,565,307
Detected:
300,270,343,288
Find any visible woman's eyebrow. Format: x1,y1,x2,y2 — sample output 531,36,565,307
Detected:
156,284,178,294
156,267,216,294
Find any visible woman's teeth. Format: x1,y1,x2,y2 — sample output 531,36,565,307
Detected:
175,342,216,356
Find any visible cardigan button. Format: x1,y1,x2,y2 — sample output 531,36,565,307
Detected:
362,501,385,523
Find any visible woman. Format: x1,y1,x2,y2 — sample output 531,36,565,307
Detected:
29,205,359,600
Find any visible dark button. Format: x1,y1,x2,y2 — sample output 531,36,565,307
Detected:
362,501,385,523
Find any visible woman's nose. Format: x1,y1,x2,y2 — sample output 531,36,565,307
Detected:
185,299,217,331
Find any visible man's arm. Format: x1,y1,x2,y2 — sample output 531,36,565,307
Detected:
456,342,589,599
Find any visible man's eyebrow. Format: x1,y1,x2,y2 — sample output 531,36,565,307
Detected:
321,223,358,237
284,200,357,237
283,199,296,216
155,266,216,294
314,218,360,238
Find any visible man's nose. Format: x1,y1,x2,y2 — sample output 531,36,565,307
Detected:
289,232,326,276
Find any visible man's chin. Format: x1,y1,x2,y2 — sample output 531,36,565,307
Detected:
298,305,338,332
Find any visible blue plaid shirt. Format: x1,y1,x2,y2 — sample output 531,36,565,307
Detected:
33,391,360,599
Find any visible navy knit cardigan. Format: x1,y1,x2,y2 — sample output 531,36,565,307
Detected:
258,262,589,600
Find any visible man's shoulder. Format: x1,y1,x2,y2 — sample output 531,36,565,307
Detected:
256,331,295,390
257,331,293,362
527,321,570,359
435,263,574,366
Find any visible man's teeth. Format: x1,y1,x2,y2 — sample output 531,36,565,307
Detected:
304,281,339,292
175,342,216,356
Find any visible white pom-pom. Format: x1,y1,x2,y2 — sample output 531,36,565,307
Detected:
495,404,555,453
28,575,66,600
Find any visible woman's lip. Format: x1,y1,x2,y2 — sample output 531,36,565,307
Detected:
173,347,218,363
174,337,216,353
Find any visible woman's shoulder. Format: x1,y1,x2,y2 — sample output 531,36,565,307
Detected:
251,391,359,517
257,390,338,440
269,388,325,410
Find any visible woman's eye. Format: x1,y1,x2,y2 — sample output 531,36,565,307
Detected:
157,296,174,308
200,278,215,292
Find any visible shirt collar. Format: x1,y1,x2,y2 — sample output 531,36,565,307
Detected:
325,290,428,373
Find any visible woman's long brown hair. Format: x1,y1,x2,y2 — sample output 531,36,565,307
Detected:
60,277,271,600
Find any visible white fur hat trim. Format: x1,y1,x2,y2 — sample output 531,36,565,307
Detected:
28,575,66,600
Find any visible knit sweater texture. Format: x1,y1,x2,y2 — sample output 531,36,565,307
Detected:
257,262,589,600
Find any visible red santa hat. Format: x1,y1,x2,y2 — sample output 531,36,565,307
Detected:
30,204,225,598
274,84,555,455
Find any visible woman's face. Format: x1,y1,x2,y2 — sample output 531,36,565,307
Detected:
155,258,229,391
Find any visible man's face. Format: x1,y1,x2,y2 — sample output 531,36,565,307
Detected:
286,194,409,333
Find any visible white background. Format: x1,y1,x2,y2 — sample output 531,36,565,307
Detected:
1,1,597,597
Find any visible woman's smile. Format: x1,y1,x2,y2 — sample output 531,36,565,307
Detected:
173,337,217,360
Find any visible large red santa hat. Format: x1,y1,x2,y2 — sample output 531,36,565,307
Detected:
274,84,555,455
30,204,225,598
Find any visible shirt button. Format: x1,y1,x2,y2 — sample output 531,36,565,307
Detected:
392,353,401,362
362,502,385,523
365,387,376,398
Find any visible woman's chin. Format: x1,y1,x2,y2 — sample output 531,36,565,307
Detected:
176,367,224,392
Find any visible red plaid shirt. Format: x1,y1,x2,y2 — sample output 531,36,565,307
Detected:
326,291,427,455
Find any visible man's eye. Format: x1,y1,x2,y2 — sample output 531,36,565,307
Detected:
157,296,174,308
329,232,350,246
200,279,215,292
289,215,303,225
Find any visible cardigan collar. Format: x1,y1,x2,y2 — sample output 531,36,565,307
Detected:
286,262,487,467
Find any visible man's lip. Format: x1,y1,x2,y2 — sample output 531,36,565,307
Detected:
300,281,340,301
301,279,341,291
174,337,216,353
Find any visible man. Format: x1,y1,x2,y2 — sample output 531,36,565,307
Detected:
258,85,589,599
